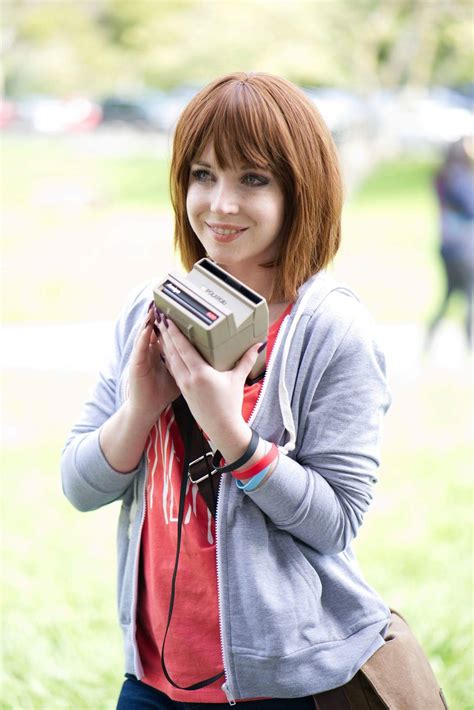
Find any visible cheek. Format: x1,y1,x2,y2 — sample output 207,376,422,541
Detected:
261,193,285,234
275,196,285,231
185,190,194,218
185,189,201,229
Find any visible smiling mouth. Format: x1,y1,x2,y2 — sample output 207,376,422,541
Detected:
206,223,248,236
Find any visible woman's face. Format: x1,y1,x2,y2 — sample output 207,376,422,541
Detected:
186,144,285,277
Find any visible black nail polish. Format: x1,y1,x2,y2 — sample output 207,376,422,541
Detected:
144,318,152,330
257,341,267,354
163,314,169,329
159,353,166,363
153,324,160,337
155,310,162,324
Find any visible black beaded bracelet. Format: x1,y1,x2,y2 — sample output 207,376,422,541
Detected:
211,429,260,473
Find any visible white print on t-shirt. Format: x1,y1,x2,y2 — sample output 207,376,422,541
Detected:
145,409,215,544
146,422,159,511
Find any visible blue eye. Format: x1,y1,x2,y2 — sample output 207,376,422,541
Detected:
191,169,213,182
242,173,269,187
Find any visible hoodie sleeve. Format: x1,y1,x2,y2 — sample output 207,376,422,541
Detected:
60,285,149,512
246,299,391,555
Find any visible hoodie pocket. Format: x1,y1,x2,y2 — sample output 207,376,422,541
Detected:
271,527,323,602
230,523,324,656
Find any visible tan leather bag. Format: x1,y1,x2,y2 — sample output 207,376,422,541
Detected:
313,610,448,709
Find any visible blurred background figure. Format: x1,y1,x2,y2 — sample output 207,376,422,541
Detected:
426,137,474,350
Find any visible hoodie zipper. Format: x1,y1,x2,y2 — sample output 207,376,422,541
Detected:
215,479,236,705
216,314,291,705
131,455,149,678
119,366,149,679
248,314,290,428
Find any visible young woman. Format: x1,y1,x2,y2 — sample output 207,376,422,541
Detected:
62,73,396,709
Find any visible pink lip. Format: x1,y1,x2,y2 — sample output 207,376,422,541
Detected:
206,222,248,242
206,222,248,230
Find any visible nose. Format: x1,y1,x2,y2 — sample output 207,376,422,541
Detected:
209,180,239,215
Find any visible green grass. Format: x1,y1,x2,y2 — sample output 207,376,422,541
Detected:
355,369,473,708
1,135,171,210
1,135,175,323
2,136,473,708
335,156,443,323
1,442,123,710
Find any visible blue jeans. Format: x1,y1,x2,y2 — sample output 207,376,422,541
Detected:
116,675,315,709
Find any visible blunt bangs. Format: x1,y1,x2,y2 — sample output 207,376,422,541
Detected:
183,77,294,176
171,73,343,302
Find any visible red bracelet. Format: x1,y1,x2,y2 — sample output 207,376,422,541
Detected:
231,443,279,480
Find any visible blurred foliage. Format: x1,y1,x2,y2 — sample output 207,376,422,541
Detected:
2,0,473,96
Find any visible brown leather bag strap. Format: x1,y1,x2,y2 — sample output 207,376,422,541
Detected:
172,395,221,517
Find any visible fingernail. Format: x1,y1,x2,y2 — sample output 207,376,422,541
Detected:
144,319,152,330
154,306,162,324
257,341,267,354
153,324,160,337
159,353,166,363
148,301,154,312
163,314,169,329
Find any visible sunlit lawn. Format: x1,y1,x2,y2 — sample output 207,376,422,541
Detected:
2,135,472,709
2,134,175,323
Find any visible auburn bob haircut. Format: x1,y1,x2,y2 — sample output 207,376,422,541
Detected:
170,72,343,302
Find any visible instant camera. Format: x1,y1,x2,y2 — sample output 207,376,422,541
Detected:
153,258,269,380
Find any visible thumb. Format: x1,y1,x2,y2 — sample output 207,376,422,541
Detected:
236,341,267,379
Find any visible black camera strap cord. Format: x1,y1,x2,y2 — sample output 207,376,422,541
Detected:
160,395,225,691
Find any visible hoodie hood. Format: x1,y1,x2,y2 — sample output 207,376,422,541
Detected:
259,271,356,455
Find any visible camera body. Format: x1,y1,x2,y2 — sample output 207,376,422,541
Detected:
153,258,269,380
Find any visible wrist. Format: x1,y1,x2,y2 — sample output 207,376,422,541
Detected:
210,421,254,466
124,399,161,433
232,442,278,480
100,402,156,474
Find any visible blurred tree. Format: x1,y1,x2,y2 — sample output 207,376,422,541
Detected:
1,0,472,96
1,0,191,95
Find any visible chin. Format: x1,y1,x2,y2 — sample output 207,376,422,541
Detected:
204,247,241,265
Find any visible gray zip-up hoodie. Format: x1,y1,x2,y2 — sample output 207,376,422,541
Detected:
61,270,391,703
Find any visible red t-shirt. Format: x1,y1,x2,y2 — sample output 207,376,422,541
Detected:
136,305,291,702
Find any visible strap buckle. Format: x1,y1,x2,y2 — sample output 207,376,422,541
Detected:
187,452,218,485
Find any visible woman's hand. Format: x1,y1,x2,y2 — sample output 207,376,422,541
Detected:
98,311,180,474
157,313,263,462
127,312,181,428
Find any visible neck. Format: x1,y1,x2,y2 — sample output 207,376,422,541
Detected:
217,262,276,302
